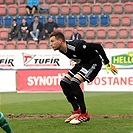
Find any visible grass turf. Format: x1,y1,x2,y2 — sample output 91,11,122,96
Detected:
0,92,132,133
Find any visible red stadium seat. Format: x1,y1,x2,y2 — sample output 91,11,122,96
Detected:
49,4,59,15
124,2,133,14
60,3,70,15
103,3,113,14
85,27,96,39
39,40,49,49
68,0,76,3
0,4,7,16
82,3,92,15
64,27,74,40
0,0,4,4
56,27,64,33
127,40,133,48
18,0,26,4
114,2,123,14
107,27,118,39
130,26,133,38
27,41,38,49
0,28,9,40
0,40,6,49
104,40,114,48
56,0,66,4
92,3,102,14
71,3,81,15
121,15,131,26
8,4,18,16
6,0,15,4
119,27,129,39
17,40,27,49
110,15,121,26
6,40,16,49
115,40,126,48
19,4,27,15
77,27,85,39
45,0,55,4
97,27,107,39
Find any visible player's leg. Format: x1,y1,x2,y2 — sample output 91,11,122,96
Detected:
0,112,14,133
60,64,82,123
70,63,102,124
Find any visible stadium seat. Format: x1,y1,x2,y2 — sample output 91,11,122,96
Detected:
92,3,102,14
27,41,38,49
78,15,88,27
77,0,87,3
56,0,66,4
110,15,121,26
89,15,99,27
0,4,7,16
88,0,95,3
6,40,16,49
124,2,133,14
49,4,59,15
93,40,104,46
103,3,113,14
104,40,114,48
56,27,64,33
127,40,133,48
97,27,107,39
71,3,81,15
130,26,133,38
6,0,15,4
108,0,118,3
18,0,25,4
38,15,45,24
19,4,27,15
68,15,77,27
39,4,49,14
85,27,96,39
77,27,85,39
39,40,49,49
45,0,55,4
64,27,74,40
26,16,34,25
0,0,4,4
57,15,67,27
60,3,70,15
0,40,6,49
0,28,10,40
119,27,129,39
17,40,27,49
68,0,76,3
114,2,123,14
0,16,3,27
121,15,131,26
15,16,24,25
4,16,13,27
97,0,108,3
82,3,92,15
100,14,110,26
115,39,126,48
107,27,118,39
8,4,18,16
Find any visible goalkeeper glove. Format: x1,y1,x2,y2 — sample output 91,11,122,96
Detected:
105,63,118,75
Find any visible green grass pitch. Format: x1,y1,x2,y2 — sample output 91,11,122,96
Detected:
0,92,132,133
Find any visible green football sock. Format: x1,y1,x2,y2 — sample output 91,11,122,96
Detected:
0,112,13,133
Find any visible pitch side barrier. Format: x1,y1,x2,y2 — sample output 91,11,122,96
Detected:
0,49,132,92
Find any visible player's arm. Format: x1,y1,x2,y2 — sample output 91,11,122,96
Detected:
90,43,118,75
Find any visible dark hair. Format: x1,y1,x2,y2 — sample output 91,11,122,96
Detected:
13,19,17,22
50,31,65,42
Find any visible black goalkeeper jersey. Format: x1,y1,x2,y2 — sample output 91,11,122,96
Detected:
59,40,109,65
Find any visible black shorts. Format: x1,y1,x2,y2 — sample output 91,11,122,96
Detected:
68,62,102,83
26,5,38,10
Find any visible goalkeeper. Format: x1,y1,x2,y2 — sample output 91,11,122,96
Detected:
50,32,118,125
